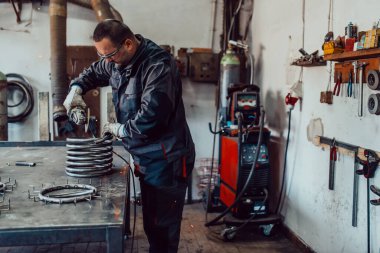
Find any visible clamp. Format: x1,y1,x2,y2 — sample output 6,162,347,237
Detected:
370,185,380,205
356,149,379,178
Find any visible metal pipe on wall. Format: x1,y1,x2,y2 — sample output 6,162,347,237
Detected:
50,0,68,122
0,71,7,141
49,0,122,124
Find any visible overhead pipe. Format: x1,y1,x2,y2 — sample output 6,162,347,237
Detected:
68,0,123,21
91,0,120,21
0,71,7,140
68,0,92,9
50,0,68,122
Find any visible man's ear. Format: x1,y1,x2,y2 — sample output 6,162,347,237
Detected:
125,39,133,50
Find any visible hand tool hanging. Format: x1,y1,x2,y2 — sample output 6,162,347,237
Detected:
356,149,379,253
352,151,359,227
358,62,369,117
329,139,337,190
347,72,353,98
316,136,360,227
333,73,342,97
352,61,359,99
369,185,380,205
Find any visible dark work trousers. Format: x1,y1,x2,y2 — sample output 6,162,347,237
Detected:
139,171,188,253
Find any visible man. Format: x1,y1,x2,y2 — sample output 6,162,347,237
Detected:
63,19,195,253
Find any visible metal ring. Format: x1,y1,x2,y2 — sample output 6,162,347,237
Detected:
38,184,97,204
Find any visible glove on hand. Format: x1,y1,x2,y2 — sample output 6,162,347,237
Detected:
63,85,87,113
102,122,127,139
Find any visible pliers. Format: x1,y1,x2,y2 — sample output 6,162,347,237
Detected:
347,72,353,97
333,73,342,96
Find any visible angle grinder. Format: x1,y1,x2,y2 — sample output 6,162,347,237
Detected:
69,106,87,125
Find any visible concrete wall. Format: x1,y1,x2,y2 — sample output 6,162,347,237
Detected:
251,0,380,252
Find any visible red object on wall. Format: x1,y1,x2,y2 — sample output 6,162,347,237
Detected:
345,38,356,52
285,93,299,106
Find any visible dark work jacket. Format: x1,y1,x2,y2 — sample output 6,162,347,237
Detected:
70,35,195,186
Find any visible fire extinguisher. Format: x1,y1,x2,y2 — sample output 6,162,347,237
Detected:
219,45,240,125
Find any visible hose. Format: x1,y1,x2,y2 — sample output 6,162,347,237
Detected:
6,73,34,123
275,107,293,214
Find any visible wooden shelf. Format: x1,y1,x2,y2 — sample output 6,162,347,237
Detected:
291,61,327,67
323,48,380,62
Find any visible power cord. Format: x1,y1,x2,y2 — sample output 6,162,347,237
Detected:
275,107,293,214
91,132,137,252
205,108,265,227
112,150,137,253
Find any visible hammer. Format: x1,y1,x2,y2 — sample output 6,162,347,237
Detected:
352,61,358,98
358,62,369,117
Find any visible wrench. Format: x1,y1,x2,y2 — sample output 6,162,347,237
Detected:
352,61,358,98
358,62,368,117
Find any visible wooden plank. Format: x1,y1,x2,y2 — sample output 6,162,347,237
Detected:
38,92,50,141
313,136,380,161
323,48,380,62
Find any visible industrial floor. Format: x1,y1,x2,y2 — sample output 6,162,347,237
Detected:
0,202,303,253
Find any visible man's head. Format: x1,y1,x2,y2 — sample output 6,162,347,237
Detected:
93,19,140,65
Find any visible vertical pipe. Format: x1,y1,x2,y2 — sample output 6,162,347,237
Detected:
210,0,217,51
50,0,68,121
0,71,7,140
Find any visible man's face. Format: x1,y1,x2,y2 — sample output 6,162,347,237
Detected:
95,37,131,65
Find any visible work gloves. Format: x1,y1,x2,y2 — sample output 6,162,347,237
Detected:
63,85,87,125
102,122,127,139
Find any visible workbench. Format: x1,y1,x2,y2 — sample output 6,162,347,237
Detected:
0,144,130,253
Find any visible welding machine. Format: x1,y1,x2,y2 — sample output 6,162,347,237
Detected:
218,86,271,219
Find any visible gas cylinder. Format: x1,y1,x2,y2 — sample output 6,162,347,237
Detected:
219,46,240,124
0,71,7,140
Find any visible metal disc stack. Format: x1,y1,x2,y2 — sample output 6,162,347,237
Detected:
66,135,113,177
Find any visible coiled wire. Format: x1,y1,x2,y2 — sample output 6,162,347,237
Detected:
6,73,34,123
66,135,113,177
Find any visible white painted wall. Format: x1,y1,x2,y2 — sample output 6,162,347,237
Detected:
3,1,378,252
0,0,222,141
251,0,380,252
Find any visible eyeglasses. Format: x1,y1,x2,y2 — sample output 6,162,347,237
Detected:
97,44,123,59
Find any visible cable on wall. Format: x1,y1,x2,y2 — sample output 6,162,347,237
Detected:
6,73,34,123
